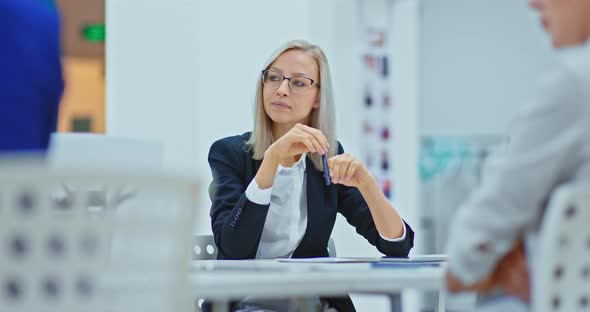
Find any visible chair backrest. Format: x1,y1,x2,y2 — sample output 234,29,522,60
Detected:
192,235,337,260
532,184,590,312
0,159,198,312
328,237,337,257
192,235,219,260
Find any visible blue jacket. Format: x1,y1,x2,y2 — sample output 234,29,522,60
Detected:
0,0,63,152
208,132,414,260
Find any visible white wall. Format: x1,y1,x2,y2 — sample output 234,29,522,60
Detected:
390,0,421,251
106,0,200,172
419,0,557,136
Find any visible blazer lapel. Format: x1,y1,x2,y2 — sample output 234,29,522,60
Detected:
253,158,262,173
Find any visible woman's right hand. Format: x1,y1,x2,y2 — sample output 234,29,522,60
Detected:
254,124,329,190
266,123,330,162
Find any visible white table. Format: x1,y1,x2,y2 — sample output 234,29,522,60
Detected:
190,259,446,312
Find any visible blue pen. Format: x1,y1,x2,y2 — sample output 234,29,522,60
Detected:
322,154,331,186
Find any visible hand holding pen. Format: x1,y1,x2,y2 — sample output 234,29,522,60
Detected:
263,123,371,189
266,123,330,160
256,124,330,189
262,123,333,187
256,123,374,191
327,153,374,190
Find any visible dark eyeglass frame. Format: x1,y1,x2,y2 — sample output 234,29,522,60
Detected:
261,69,320,93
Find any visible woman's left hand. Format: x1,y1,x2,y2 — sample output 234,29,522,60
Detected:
328,153,373,189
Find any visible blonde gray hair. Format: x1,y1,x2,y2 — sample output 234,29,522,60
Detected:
246,40,337,171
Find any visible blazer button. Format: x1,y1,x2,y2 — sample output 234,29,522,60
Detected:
233,215,239,221
230,221,236,227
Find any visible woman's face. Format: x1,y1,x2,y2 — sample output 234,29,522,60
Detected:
262,49,320,128
530,0,590,48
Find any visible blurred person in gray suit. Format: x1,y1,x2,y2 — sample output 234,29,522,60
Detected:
445,0,590,310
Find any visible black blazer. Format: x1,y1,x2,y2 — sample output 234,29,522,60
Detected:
208,132,414,260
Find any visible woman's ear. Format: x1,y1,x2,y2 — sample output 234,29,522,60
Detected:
313,95,320,109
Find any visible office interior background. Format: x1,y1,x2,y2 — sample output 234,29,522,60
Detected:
48,0,557,310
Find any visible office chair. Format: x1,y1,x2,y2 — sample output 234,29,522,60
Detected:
192,235,337,260
0,159,198,312
532,184,590,312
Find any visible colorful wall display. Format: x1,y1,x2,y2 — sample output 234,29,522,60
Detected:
360,28,394,199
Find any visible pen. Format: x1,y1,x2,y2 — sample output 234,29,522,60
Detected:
322,154,331,186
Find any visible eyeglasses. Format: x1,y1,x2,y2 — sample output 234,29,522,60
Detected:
261,69,319,94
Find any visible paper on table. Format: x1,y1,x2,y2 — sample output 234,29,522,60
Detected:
381,254,447,263
277,254,447,264
371,262,442,269
276,257,381,263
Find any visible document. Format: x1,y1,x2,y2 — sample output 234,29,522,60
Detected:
276,257,379,263
277,254,447,264
381,254,447,262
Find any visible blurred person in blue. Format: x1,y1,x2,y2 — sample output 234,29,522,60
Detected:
446,0,590,310
0,0,63,152
207,40,413,311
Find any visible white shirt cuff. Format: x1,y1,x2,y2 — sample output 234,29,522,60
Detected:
245,178,273,205
379,222,407,242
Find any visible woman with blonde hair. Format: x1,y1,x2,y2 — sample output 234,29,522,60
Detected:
208,40,414,311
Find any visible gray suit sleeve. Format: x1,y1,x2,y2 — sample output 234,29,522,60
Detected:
446,69,587,284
